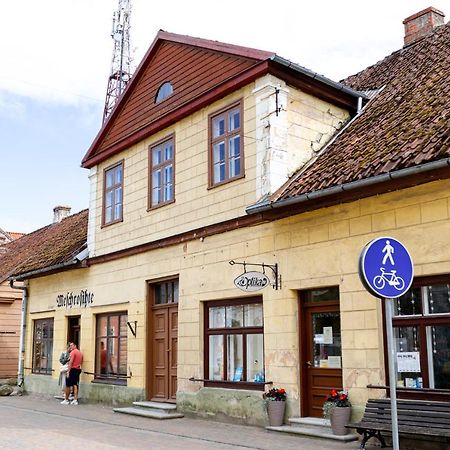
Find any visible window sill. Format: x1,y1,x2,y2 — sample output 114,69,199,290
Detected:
203,380,265,391
207,173,245,190
147,198,175,212
92,378,127,386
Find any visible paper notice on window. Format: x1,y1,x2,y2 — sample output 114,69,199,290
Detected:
314,334,324,344
323,327,333,344
328,356,341,368
397,352,421,373
319,359,329,368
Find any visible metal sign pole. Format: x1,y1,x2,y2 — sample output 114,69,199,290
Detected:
385,297,400,450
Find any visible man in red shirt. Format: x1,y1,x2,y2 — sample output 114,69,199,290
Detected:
61,342,83,405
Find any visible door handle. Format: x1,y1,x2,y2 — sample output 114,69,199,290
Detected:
306,360,313,367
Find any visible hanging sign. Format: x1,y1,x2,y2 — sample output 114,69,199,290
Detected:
359,236,413,299
234,271,270,292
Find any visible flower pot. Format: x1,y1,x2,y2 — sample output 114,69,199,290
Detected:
267,400,286,426
330,406,351,435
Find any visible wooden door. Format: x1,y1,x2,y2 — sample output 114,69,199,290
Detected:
150,303,178,401
301,299,343,417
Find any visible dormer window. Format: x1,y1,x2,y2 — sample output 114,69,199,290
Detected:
155,82,173,103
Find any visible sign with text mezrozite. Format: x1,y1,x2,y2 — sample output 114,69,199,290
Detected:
56,290,94,308
234,271,270,292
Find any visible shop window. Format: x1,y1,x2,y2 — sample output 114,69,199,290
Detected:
95,312,128,383
390,277,450,393
149,137,174,209
209,102,243,187
205,298,264,389
32,318,54,375
103,161,123,226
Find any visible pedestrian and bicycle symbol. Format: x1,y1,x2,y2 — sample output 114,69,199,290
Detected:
359,237,413,299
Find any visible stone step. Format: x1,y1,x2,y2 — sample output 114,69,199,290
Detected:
289,417,331,428
132,401,177,411
267,419,358,443
113,406,184,420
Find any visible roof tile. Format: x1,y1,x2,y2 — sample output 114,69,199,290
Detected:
0,209,88,281
273,23,450,202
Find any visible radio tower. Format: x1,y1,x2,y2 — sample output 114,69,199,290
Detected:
102,0,133,123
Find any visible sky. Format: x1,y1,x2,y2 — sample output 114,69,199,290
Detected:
0,0,447,232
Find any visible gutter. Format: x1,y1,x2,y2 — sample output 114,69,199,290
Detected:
9,280,27,387
271,55,368,101
246,157,450,215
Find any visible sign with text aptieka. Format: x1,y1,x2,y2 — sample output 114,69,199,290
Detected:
359,237,413,299
234,271,269,292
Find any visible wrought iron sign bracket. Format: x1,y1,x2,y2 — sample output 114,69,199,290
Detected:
127,321,137,337
229,260,282,290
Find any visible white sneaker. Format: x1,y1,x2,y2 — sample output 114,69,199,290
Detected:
70,399,78,405
60,399,70,405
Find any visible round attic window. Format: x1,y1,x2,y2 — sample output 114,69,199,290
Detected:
155,82,173,103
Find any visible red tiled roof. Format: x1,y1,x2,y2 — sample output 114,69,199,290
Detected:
273,22,450,202
0,209,88,282
8,232,25,241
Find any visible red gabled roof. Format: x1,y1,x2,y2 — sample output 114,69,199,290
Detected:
82,31,362,169
82,31,274,168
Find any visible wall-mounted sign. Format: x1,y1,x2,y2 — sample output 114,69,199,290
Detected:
234,271,270,292
56,289,94,308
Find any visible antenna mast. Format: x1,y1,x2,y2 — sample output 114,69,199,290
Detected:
102,0,133,123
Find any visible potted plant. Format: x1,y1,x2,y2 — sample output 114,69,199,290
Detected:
323,389,352,435
263,387,287,426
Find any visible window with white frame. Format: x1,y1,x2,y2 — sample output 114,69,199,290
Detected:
149,137,174,208
391,277,450,392
209,102,243,186
205,298,264,389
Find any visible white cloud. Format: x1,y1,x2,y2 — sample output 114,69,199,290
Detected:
1,0,447,107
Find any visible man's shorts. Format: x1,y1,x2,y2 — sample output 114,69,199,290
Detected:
66,368,81,387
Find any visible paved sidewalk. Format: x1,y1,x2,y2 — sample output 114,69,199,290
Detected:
0,394,371,450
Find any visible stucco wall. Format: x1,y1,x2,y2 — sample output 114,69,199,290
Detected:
24,178,450,421
90,79,350,258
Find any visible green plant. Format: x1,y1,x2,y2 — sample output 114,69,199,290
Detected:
323,389,351,419
263,387,287,401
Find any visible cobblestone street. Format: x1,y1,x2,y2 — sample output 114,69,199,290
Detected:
0,394,371,450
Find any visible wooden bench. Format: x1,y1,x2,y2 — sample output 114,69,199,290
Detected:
347,398,450,450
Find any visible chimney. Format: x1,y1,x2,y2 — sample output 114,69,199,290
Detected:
53,205,71,223
403,7,445,47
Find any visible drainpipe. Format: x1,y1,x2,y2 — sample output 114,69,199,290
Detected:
10,279,28,387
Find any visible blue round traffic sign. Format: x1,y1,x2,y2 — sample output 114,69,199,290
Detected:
359,237,414,299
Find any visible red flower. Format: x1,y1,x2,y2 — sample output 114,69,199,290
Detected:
331,389,338,396
339,394,347,401
278,389,286,394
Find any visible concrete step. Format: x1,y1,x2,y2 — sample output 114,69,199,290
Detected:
113,406,184,420
289,417,331,428
267,417,358,443
133,401,177,411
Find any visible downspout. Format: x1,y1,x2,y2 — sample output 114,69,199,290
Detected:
10,279,28,387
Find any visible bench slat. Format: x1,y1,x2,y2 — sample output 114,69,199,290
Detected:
353,398,450,440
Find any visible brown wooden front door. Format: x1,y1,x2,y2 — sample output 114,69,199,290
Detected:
300,289,343,417
148,279,179,402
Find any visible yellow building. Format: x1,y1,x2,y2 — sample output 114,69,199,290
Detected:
12,8,450,432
